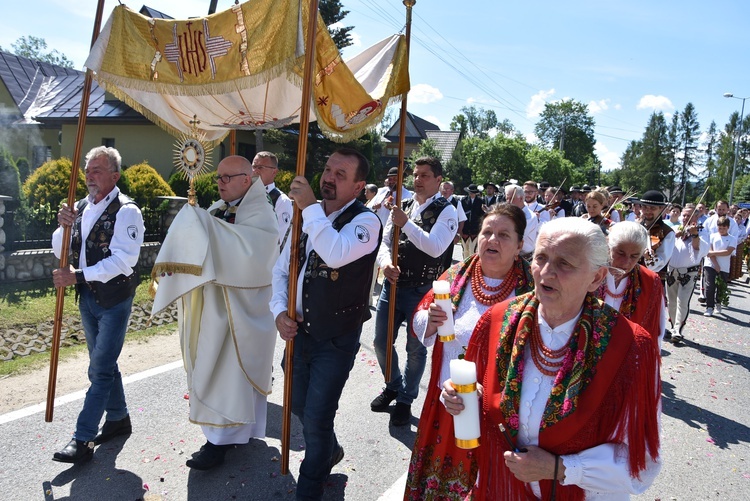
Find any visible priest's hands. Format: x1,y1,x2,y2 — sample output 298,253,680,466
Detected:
275,312,301,341
503,446,564,482
288,176,317,210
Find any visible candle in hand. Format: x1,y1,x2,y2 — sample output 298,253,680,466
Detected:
433,280,455,342
450,359,480,448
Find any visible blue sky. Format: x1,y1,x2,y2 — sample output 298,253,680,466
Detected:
2,0,748,172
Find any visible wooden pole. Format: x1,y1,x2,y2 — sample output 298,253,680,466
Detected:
385,0,415,383
229,129,237,155
281,0,320,476
45,0,106,423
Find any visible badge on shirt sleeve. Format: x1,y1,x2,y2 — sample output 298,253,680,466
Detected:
282,212,291,224
448,220,456,232
355,225,370,243
128,225,139,240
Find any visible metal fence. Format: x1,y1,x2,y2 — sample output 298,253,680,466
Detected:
4,204,167,252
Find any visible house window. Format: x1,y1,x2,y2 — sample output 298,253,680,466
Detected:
386,147,399,157
102,138,115,148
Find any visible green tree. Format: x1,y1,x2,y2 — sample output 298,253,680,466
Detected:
22,158,87,207
677,103,701,205
449,106,499,140
665,113,680,198
0,147,21,201
443,142,472,190
618,112,670,194
462,134,529,185
534,99,596,168
121,163,175,207
525,146,577,187
407,139,442,169
320,0,354,50
2,36,74,68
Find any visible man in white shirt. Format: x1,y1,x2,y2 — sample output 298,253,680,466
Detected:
667,205,710,343
506,183,539,259
370,167,412,226
251,151,293,246
372,157,458,427
439,181,467,270
523,180,550,223
51,146,144,464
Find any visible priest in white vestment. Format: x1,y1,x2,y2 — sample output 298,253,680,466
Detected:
151,156,278,470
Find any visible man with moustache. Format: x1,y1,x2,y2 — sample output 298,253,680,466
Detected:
272,149,382,500
639,190,675,276
51,146,144,464
372,157,458,427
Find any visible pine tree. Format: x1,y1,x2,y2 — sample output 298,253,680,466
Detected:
677,103,700,205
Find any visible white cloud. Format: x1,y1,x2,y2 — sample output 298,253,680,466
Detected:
526,89,555,118
588,99,610,115
409,83,443,104
425,115,446,130
636,95,674,112
614,104,622,111
596,142,621,172
338,25,362,47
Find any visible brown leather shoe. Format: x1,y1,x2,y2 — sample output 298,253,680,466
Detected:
52,439,94,464
94,415,132,445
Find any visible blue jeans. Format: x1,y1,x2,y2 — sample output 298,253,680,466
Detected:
285,328,361,501
373,281,430,406
74,287,133,441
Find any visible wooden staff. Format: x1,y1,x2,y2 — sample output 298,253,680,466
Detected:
45,0,106,423
385,0,416,383
281,0,320,476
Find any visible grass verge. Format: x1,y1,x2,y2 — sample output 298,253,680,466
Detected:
0,322,176,378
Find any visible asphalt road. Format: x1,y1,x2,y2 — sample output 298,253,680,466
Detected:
0,262,748,500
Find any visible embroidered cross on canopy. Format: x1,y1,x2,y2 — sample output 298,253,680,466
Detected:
84,0,410,144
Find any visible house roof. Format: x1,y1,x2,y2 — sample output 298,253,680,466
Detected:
0,50,146,125
139,5,174,19
425,130,460,163
384,112,440,143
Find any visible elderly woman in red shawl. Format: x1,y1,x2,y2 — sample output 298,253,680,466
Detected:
598,221,665,346
404,204,534,500
443,217,661,500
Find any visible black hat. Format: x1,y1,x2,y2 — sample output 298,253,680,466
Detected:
464,184,483,194
582,185,592,192
607,186,624,194
640,190,667,206
570,185,582,193
539,181,551,190
483,182,498,190
387,167,399,177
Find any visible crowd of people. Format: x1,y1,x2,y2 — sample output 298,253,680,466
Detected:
50,145,748,500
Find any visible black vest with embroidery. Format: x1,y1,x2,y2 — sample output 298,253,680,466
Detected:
297,200,382,341
397,197,452,288
71,193,140,308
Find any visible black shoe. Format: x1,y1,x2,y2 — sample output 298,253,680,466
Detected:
330,444,345,469
186,441,229,470
94,415,132,445
52,439,94,464
663,330,672,341
671,333,684,344
371,388,398,412
698,296,706,304
390,402,411,427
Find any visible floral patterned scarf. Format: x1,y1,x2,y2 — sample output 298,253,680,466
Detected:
495,292,618,433
596,265,640,319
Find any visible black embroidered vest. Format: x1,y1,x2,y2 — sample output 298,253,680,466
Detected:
71,193,140,308
297,200,382,341
397,197,452,288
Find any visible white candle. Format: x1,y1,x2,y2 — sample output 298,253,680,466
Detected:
433,280,455,342
450,359,480,449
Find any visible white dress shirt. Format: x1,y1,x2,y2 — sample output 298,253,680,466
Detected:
377,193,458,268
266,182,293,244
52,186,144,283
270,199,381,320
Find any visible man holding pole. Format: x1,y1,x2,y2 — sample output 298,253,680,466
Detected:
50,146,144,464
371,157,457,427
271,148,381,501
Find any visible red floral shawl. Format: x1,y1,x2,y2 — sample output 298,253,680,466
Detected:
466,293,661,501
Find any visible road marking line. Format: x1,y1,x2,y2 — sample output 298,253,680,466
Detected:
0,360,182,425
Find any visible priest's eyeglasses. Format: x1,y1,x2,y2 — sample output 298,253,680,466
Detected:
214,173,248,184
